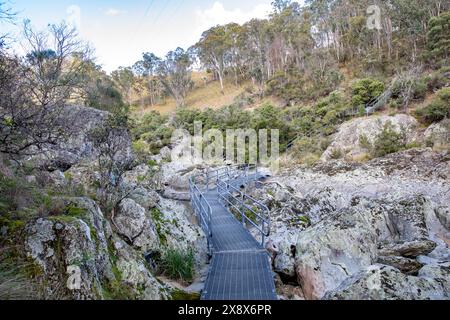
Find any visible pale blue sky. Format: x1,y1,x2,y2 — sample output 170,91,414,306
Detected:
4,0,275,72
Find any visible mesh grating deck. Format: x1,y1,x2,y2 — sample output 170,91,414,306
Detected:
200,189,277,301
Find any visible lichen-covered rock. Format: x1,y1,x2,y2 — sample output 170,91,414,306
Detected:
23,196,170,300
378,240,437,258
321,114,420,161
156,198,208,266
435,206,450,230
112,237,169,300
257,148,449,300
294,209,378,300
424,119,450,149
323,265,448,300
25,213,113,300
115,199,148,241
128,187,160,210
377,256,423,275
24,105,133,171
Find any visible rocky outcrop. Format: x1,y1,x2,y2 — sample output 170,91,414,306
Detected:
424,119,450,149
321,114,419,161
24,105,133,171
252,148,449,300
23,161,207,299
25,198,117,299
324,264,449,300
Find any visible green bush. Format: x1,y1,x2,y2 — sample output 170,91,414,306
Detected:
351,78,385,109
160,248,195,282
424,67,450,91
330,148,344,160
412,80,428,100
372,122,407,157
415,88,450,124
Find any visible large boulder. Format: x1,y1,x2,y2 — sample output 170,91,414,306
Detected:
115,198,146,240
321,114,419,161
424,119,450,149
25,198,115,299
294,208,378,300
324,264,449,300
24,197,169,300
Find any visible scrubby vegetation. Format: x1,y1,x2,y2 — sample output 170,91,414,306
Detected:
415,88,450,124
160,248,195,283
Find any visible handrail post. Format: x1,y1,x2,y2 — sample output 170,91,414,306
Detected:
241,192,245,226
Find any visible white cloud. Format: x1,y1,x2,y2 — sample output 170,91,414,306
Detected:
105,8,124,17
195,2,272,33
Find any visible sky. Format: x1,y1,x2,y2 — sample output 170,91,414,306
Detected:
3,0,275,72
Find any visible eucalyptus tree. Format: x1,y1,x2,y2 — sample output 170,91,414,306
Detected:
195,25,230,94
133,52,162,106
157,48,193,108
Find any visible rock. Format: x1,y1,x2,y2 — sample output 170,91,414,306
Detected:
378,240,437,258
424,119,450,149
377,256,423,275
294,209,378,300
156,198,208,266
24,105,133,171
323,264,448,300
435,206,450,230
418,263,450,294
115,198,157,247
321,114,419,162
260,148,449,300
23,196,171,300
25,213,114,300
112,237,169,300
128,187,160,210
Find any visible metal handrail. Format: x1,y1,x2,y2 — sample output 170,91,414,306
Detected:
190,164,270,247
216,165,271,245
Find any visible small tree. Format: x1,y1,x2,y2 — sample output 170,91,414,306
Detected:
426,12,450,66
0,21,91,157
89,110,134,213
373,122,407,157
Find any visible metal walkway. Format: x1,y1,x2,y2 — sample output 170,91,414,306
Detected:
189,165,277,300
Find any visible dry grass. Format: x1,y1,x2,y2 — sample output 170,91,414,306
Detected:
137,80,248,115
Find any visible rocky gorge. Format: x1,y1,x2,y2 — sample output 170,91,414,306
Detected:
1,105,449,300
252,115,449,300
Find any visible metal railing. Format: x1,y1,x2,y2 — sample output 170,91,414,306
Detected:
189,172,213,249
216,165,271,246
189,164,271,247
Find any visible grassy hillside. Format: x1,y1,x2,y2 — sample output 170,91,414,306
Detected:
133,72,246,115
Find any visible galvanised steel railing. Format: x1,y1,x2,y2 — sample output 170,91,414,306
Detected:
216,165,271,246
189,164,271,247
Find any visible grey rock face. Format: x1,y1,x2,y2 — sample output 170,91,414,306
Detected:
115,198,151,242
321,114,420,161
253,148,449,300
24,197,168,300
324,264,449,300
25,105,133,171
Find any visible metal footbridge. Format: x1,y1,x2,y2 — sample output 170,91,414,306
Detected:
189,165,277,300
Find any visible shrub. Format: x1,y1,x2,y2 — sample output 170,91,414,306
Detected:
351,78,385,109
424,67,450,91
415,88,450,124
359,134,372,150
372,122,407,157
330,148,344,160
412,80,428,100
160,248,195,282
